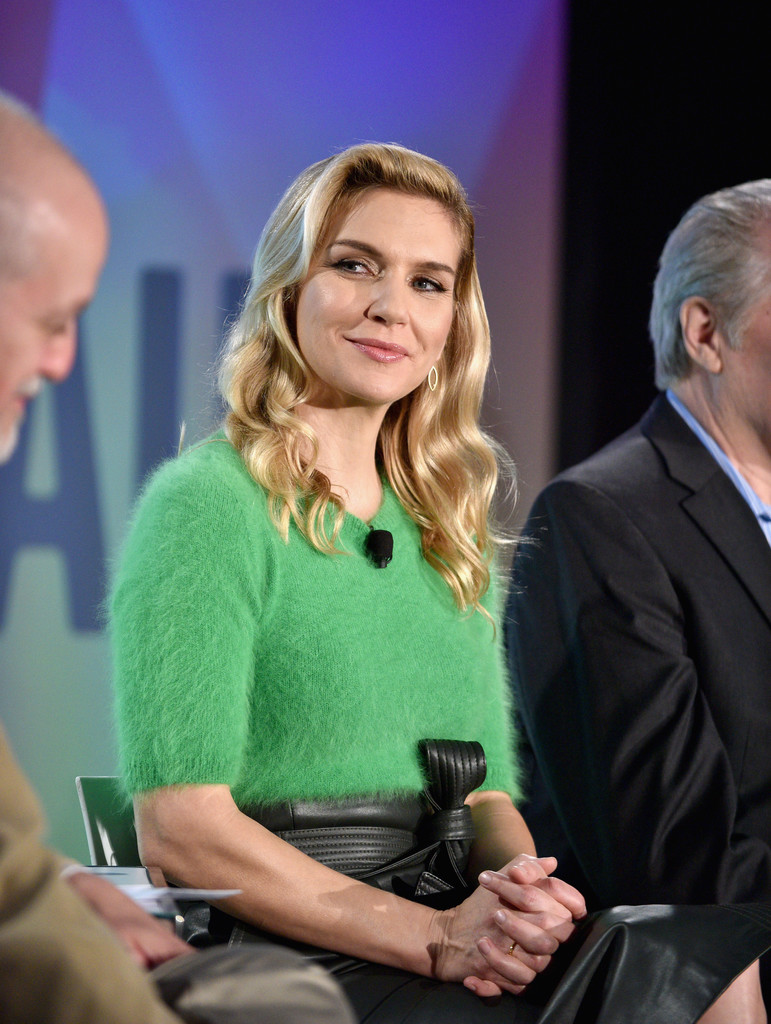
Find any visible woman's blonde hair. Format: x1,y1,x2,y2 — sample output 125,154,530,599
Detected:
219,142,506,614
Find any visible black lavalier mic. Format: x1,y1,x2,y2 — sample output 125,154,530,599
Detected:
365,529,393,568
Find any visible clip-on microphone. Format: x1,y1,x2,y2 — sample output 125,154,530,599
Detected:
365,529,393,568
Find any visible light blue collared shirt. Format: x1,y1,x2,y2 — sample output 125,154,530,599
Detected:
666,389,771,547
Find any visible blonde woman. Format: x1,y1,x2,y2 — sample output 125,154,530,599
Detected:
111,144,770,1022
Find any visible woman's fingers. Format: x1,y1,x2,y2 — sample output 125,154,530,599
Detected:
499,853,556,883
479,868,586,923
478,869,563,916
477,936,538,986
468,913,562,1000
531,874,587,919
462,917,560,999
464,976,512,998
491,854,588,921
492,908,562,957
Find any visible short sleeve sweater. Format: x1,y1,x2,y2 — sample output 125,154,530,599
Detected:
110,436,520,806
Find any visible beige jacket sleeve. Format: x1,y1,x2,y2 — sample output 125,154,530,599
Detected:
0,722,180,1024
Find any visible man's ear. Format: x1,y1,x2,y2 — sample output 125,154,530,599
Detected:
679,296,726,374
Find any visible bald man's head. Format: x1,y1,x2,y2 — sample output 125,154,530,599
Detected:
0,94,87,274
0,91,108,462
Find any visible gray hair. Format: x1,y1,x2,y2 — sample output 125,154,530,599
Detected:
649,179,771,388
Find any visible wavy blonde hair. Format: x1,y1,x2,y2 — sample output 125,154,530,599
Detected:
219,142,507,614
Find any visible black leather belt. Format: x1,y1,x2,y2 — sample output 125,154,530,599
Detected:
242,796,425,877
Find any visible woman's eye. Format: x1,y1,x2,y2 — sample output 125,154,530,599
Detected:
412,276,446,293
333,258,370,274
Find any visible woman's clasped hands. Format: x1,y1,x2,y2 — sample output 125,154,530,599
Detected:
428,854,586,999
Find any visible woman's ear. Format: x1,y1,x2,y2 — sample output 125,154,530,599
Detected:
679,296,726,375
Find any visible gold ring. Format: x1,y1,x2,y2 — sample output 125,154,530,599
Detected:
506,942,517,956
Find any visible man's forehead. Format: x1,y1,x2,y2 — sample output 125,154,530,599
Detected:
24,193,75,242
0,210,104,317
0,191,73,285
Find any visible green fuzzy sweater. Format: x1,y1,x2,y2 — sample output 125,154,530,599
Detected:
111,436,520,806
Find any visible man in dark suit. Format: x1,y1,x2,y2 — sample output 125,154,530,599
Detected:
506,180,771,1020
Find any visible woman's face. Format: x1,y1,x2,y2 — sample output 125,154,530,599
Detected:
295,188,461,411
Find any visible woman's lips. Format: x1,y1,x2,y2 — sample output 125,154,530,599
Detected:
346,337,408,363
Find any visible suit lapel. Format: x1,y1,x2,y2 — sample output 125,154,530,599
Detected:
642,394,771,628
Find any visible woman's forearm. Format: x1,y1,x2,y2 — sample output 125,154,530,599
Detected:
136,783,576,996
465,790,536,877
135,784,439,975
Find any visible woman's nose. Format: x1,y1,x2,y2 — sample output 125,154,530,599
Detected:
365,275,408,325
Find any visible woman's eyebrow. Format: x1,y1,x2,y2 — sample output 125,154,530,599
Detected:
328,238,456,277
328,238,380,257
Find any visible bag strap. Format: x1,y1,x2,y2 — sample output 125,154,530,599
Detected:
418,739,486,845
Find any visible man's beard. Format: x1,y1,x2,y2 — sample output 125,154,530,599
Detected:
0,418,20,464
0,379,42,464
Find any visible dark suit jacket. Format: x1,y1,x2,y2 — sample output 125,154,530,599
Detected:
506,394,771,913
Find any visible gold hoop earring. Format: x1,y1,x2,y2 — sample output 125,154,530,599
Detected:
427,365,438,391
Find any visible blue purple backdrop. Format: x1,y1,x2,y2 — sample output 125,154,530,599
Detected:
0,0,565,857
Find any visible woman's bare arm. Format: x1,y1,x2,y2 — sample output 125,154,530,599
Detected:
135,783,565,995
137,783,437,971
465,790,536,875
